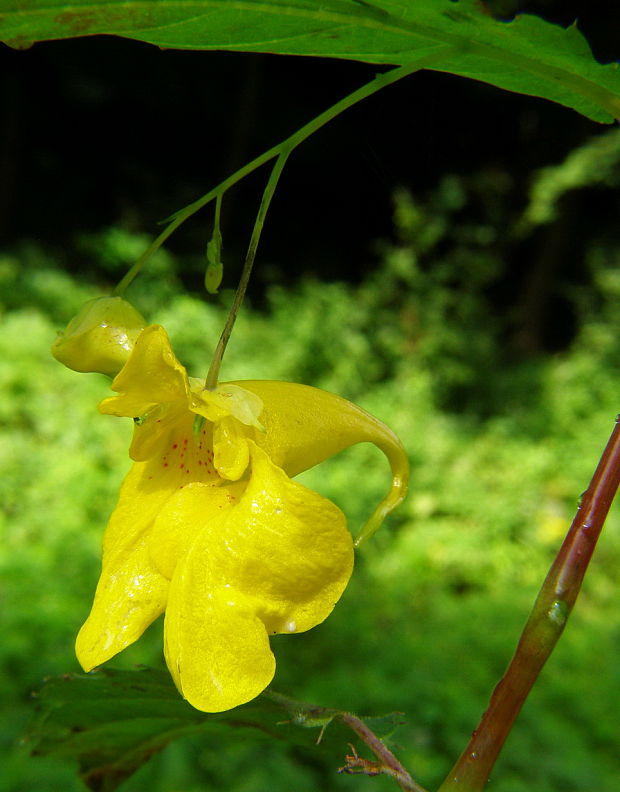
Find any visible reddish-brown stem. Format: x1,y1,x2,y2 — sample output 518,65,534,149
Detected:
437,417,620,792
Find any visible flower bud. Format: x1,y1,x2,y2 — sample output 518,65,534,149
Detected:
51,296,146,376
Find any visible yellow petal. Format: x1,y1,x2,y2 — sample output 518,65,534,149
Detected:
51,296,145,376
127,407,193,462
228,442,354,633
234,380,409,544
76,539,169,671
99,325,190,419
99,443,211,563
75,443,216,671
149,481,243,580
165,581,275,713
160,441,353,711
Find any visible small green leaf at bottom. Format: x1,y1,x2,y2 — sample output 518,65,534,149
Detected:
25,668,405,792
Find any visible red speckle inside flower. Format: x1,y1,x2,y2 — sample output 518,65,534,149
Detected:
154,423,220,484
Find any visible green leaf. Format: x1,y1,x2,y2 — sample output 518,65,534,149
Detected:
26,668,404,792
0,1,618,123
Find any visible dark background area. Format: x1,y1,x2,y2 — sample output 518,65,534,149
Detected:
1,0,619,346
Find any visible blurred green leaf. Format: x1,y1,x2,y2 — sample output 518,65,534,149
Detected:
26,668,405,792
0,1,618,123
520,127,620,229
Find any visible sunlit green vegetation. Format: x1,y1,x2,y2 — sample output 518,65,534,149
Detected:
1,167,619,791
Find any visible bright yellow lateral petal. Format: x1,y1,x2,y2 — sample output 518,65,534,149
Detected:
76,537,169,671
77,416,224,672
234,380,409,544
156,442,353,711
149,480,243,580
99,325,190,419
75,458,180,670
229,441,354,633
98,462,171,566
164,576,275,713
101,457,178,563
155,442,353,638
98,425,220,570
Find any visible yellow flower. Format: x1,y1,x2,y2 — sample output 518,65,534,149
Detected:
76,324,408,712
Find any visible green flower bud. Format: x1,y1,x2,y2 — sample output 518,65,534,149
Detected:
51,296,146,376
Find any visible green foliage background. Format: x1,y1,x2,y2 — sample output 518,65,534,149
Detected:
1,138,620,791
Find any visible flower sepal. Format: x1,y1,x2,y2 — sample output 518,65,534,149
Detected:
51,296,146,376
